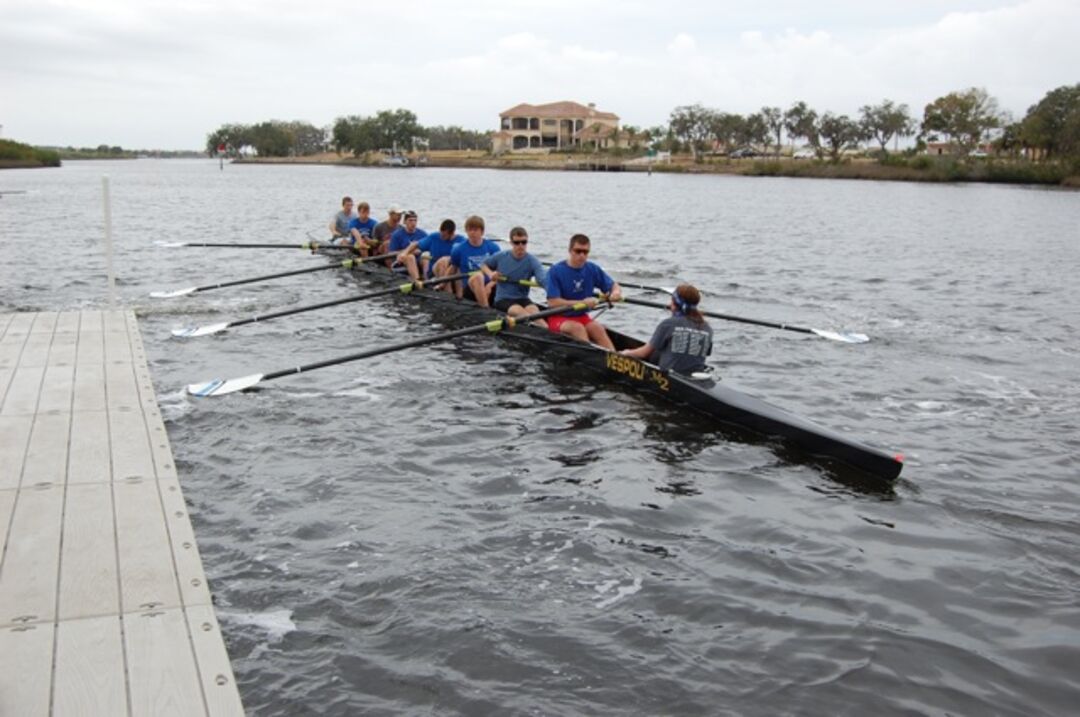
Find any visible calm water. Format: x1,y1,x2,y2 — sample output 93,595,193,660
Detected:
2,160,1079,715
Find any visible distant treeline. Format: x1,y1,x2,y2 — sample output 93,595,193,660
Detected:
0,139,61,167
206,111,492,158
656,84,1080,164
37,145,205,160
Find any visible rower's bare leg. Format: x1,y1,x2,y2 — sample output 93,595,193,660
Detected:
508,303,547,329
434,258,453,292
558,321,590,343
585,321,615,350
468,274,490,307
400,253,420,282
420,257,431,278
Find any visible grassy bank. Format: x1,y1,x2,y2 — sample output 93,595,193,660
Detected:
0,139,60,168
234,150,1080,187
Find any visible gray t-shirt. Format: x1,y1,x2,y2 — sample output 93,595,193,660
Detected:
332,210,352,236
648,315,713,374
373,220,397,242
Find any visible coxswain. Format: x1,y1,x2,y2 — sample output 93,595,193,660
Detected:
480,227,548,327
449,216,501,302
619,284,713,374
544,233,622,350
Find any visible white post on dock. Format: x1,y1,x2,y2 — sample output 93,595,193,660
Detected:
102,174,116,307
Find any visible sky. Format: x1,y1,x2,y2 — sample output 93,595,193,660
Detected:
1,0,1077,150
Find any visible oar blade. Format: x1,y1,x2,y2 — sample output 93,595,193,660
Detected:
150,287,197,298
154,241,188,248
812,328,870,344
171,322,229,338
187,373,264,397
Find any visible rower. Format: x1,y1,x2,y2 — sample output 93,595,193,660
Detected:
480,227,548,327
387,210,427,281
449,216,500,302
372,205,403,255
329,196,355,244
347,201,378,255
544,233,622,350
416,219,464,287
620,284,713,374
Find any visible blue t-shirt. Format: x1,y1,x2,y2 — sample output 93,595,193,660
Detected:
348,217,377,238
389,226,427,253
417,233,465,274
483,251,548,302
545,260,615,316
450,239,501,273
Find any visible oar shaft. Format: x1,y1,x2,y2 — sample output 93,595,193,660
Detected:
179,242,350,250
258,301,587,382
227,273,471,328
621,296,814,335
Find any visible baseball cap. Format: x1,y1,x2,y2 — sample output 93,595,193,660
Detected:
388,205,403,214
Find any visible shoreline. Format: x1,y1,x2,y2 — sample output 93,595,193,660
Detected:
232,153,1080,188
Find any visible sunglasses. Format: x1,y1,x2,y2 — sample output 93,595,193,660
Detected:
572,248,590,255
510,239,528,246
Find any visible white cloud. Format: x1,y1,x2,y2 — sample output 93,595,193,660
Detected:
1,0,1077,147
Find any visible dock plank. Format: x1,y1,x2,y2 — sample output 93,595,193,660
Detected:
0,329,29,369
30,311,59,334
22,411,71,489
79,310,103,334
53,615,129,717
47,329,79,366
55,310,80,334
4,312,36,336
106,360,140,410
38,363,75,413
0,623,55,715
20,334,54,367
126,608,207,717
0,489,14,565
68,410,112,484
186,604,245,717
73,361,107,412
77,330,105,366
110,408,156,480
58,484,120,621
114,479,181,611
159,478,212,608
0,415,32,491
0,484,63,626
0,364,43,416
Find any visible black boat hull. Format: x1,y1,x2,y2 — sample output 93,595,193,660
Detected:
340,260,904,482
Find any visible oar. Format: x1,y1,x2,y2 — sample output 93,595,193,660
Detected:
149,251,399,298
618,296,869,343
186,301,594,397
155,240,352,250
171,272,474,337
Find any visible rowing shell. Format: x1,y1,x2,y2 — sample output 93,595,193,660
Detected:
336,259,904,483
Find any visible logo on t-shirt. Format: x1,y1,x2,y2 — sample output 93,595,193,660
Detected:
573,279,584,291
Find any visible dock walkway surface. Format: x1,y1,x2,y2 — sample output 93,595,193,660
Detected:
0,310,244,716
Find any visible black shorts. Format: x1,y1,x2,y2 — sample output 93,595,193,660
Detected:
494,298,534,312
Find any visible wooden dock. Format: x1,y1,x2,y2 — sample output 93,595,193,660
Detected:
0,310,244,716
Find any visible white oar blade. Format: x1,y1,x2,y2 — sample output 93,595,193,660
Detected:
186,373,264,397
812,328,870,344
171,322,228,338
150,287,197,298
154,241,188,248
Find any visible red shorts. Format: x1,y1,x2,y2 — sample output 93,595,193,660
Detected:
548,314,592,333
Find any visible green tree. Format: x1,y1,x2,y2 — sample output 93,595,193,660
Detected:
1019,83,1080,160
921,87,1003,156
372,109,425,152
206,123,254,155
669,104,714,158
760,106,784,155
738,112,770,149
784,101,818,151
708,112,743,153
817,113,863,162
859,99,915,154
